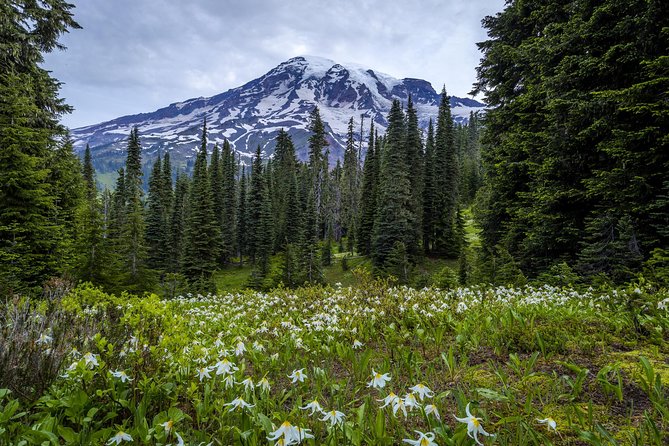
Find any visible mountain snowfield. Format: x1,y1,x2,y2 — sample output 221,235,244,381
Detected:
71,56,485,173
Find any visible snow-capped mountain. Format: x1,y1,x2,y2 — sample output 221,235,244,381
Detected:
71,56,485,173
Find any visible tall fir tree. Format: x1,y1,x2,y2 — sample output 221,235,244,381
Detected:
118,128,151,291
236,165,249,264
145,156,167,270
75,146,110,286
307,106,329,238
271,129,302,250
433,88,460,258
247,146,274,285
221,140,237,263
182,119,220,282
209,144,226,263
168,171,189,272
422,119,436,253
357,120,377,256
404,94,424,257
372,100,414,269
0,1,81,294
341,117,360,251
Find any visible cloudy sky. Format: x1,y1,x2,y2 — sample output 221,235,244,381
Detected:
43,0,506,129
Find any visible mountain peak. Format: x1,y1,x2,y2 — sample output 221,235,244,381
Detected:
72,56,485,180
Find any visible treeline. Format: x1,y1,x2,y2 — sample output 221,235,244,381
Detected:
71,95,482,294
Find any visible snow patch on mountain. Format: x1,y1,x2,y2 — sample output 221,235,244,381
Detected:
71,55,486,174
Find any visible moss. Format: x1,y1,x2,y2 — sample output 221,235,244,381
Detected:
612,349,669,384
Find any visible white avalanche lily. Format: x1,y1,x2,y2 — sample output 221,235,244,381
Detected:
537,417,557,431
267,421,313,444
367,369,391,389
111,370,133,383
258,377,271,392
83,352,99,368
378,391,400,408
425,404,441,420
160,419,174,433
235,341,246,356
409,383,435,400
392,397,407,418
403,430,439,446
288,368,307,383
214,358,238,375
320,410,346,427
107,431,133,445
36,333,52,345
352,339,364,349
196,366,212,381
223,396,255,412
239,377,254,391
404,393,421,411
300,399,324,415
454,403,492,446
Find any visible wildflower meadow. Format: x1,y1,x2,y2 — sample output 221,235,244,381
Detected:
1,278,668,445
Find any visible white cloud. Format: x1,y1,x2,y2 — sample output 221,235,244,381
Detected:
43,0,505,128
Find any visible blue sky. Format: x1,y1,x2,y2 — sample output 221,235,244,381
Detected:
43,0,505,129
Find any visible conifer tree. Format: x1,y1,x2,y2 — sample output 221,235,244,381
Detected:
76,145,107,284
307,107,328,237
0,1,80,294
182,120,220,282
168,171,188,272
373,100,414,269
357,121,377,256
433,88,459,257
209,144,226,263
236,164,249,264
405,95,424,256
221,140,237,263
247,146,273,285
422,119,436,253
271,130,302,250
145,156,166,270
118,128,151,291
341,117,360,251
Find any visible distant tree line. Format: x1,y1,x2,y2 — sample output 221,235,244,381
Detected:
3,0,668,297
66,93,482,294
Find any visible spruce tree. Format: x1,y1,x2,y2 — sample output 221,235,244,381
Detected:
169,171,189,272
0,1,81,294
75,146,109,285
272,130,302,250
422,119,436,253
119,128,151,291
145,156,166,270
404,95,424,257
221,140,237,263
307,106,329,238
372,100,414,269
357,120,377,256
433,88,459,258
236,165,249,265
209,144,226,263
247,146,273,285
341,117,360,251
182,120,220,282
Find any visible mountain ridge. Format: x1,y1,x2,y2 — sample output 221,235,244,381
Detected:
71,56,485,174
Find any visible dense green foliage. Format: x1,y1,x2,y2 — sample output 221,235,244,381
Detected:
474,0,669,282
